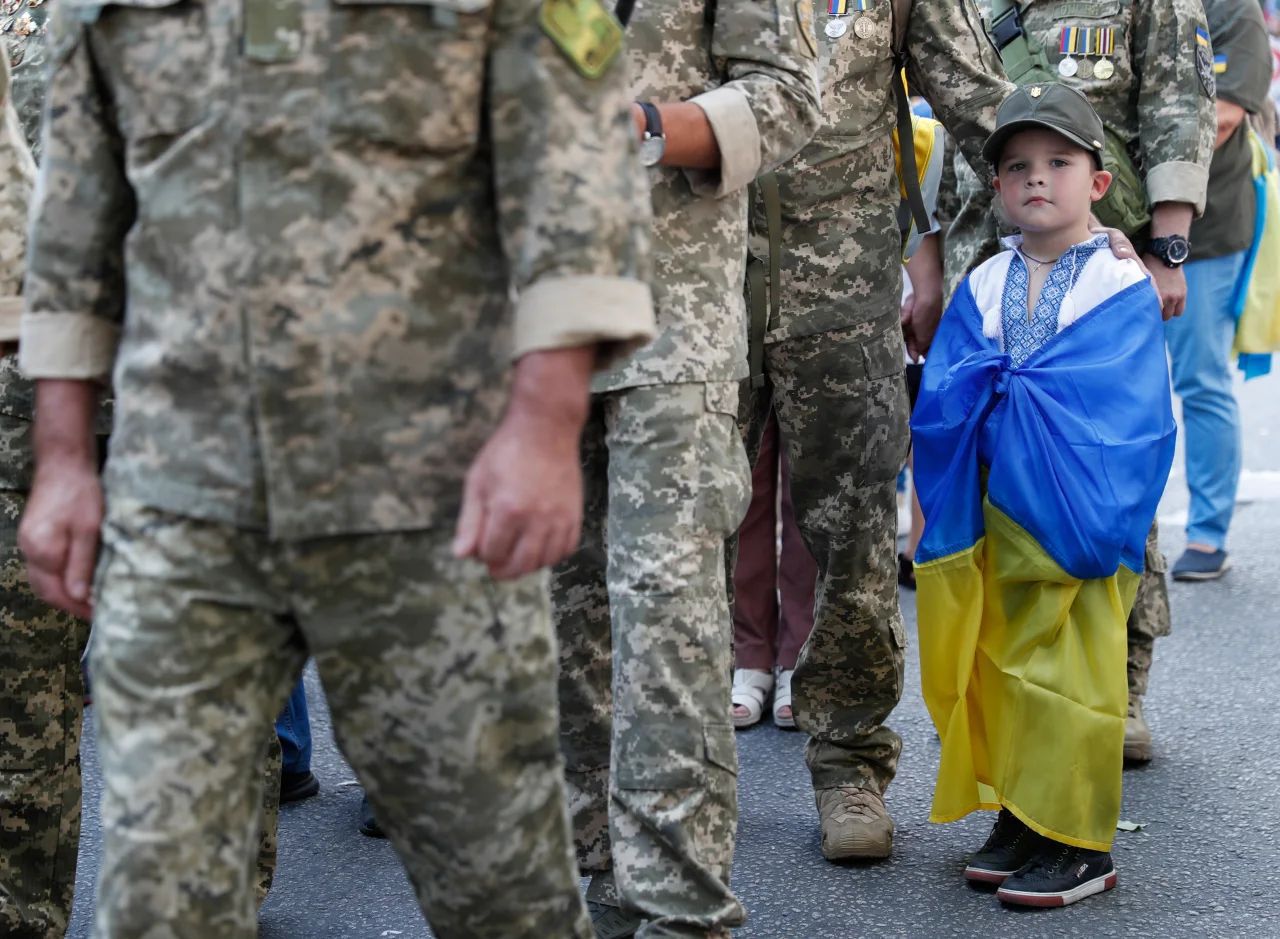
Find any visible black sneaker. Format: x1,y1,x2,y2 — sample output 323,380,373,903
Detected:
1171,547,1230,581
279,771,320,804
964,809,1043,885
358,793,386,839
997,843,1117,907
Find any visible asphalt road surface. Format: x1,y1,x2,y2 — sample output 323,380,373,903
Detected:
65,375,1280,938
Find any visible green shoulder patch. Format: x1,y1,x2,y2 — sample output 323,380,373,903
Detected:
540,0,623,80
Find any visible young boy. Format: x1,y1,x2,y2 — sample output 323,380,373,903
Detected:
911,84,1176,908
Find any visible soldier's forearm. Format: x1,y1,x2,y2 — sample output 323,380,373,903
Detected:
1149,202,1194,239
32,379,98,473
632,101,721,170
506,347,594,436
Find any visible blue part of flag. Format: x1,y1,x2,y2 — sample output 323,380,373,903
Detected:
911,278,1176,579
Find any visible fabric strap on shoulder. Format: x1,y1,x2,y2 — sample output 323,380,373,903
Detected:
891,0,930,235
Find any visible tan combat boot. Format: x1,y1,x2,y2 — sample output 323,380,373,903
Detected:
815,786,894,860
1124,693,1153,764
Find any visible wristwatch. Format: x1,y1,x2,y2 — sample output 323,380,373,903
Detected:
1148,235,1191,269
637,101,666,167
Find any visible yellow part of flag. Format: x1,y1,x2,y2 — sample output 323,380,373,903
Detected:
915,501,1137,852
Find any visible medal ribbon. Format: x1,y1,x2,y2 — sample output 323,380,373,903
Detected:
828,0,868,13
1059,26,1115,57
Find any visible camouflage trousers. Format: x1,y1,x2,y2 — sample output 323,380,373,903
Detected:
1128,521,1171,697
0,490,88,939
740,316,911,795
90,503,591,939
554,382,752,938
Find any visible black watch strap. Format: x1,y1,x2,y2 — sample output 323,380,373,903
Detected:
638,100,663,141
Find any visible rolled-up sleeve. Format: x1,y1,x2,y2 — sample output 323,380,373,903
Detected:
685,0,821,198
489,0,656,365
20,6,133,380
1133,0,1215,214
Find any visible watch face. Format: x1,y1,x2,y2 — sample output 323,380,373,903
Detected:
1167,239,1190,264
639,135,665,167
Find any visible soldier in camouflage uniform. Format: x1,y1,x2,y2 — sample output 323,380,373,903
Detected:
16,0,655,936
942,0,1215,764
0,6,280,931
552,2,820,935
0,34,82,939
733,0,1012,864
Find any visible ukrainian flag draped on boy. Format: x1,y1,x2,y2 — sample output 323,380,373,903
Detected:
912,270,1175,851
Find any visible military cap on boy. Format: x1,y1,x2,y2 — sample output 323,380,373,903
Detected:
982,82,1106,168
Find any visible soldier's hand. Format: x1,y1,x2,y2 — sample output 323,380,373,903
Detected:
20,462,103,619
1143,257,1187,320
453,348,592,581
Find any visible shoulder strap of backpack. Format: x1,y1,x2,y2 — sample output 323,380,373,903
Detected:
890,0,930,234
985,0,1054,84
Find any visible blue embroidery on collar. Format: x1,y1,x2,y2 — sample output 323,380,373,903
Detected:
1002,236,1107,368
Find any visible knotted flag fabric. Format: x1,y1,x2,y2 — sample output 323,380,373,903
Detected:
911,271,1175,850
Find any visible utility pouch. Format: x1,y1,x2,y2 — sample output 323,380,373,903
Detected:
1093,127,1150,237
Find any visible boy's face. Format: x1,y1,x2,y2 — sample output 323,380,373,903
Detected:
993,128,1112,234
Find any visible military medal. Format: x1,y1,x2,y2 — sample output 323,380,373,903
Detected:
1059,24,1116,80
853,16,875,39
826,0,868,40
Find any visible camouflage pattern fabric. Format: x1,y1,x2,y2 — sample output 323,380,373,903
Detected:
943,0,1217,295
1128,521,1171,697
739,316,911,793
0,490,87,939
553,3,819,933
22,0,654,539
591,0,822,393
555,382,752,936
763,0,1009,345
91,504,592,939
2,0,49,163
0,37,85,939
21,0,653,935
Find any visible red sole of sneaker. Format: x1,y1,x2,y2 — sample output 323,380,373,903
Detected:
964,867,1013,885
997,871,1117,908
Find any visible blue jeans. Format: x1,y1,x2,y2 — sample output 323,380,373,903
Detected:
275,676,312,775
1164,250,1248,550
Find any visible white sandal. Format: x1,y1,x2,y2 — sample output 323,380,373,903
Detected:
731,668,774,729
773,668,796,729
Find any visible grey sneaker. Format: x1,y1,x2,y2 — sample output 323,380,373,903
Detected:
815,786,894,860
1124,694,1153,764
1171,548,1230,581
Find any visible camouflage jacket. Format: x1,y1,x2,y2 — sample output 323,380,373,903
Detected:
945,0,1216,288
21,0,655,538
592,0,821,392
764,0,1011,343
